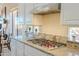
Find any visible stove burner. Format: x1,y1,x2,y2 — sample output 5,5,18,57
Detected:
27,39,66,49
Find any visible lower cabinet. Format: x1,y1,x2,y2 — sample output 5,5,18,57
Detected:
16,40,25,56
11,39,51,56
10,39,17,56
24,44,50,56
11,39,24,56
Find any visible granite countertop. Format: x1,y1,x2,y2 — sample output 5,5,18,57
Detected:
15,38,79,56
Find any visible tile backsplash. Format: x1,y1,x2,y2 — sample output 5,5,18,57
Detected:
34,33,67,44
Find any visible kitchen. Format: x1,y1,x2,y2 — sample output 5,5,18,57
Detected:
0,3,79,56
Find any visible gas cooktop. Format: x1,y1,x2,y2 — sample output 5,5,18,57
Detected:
27,39,66,49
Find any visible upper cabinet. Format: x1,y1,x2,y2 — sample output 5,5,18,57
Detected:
18,4,25,24
18,3,61,24
24,3,34,24
18,4,34,24
61,3,79,25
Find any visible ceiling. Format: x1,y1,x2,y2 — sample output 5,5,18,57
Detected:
0,3,18,9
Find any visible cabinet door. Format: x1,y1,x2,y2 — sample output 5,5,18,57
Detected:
24,3,34,24
10,39,17,56
16,40,25,56
24,44,28,56
61,3,79,25
25,44,50,56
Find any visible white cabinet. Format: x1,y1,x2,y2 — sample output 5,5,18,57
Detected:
11,39,24,56
16,40,25,56
11,39,51,56
24,44,28,56
24,4,34,24
18,3,35,24
24,44,50,56
61,3,79,25
10,39,17,56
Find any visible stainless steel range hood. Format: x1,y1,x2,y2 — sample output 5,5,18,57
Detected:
32,3,61,15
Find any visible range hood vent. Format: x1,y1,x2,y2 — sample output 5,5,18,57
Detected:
33,3,61,15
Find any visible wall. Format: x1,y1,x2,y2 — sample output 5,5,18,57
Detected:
32,13,68,37
32,15,43,25
42,13,68,37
